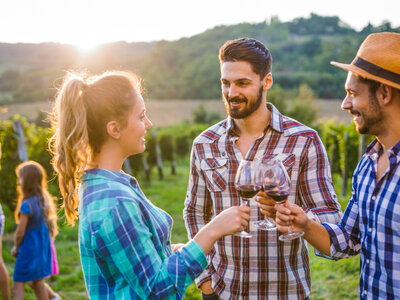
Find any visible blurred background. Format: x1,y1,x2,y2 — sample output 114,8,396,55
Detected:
0,0,399,298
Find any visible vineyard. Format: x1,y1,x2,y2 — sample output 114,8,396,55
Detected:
0,103,367,299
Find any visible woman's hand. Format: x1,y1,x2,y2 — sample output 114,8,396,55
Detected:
171,243,185,252
194,206,250,255
210,206,251,238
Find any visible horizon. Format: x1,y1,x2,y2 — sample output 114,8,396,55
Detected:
0,14,397,48
0,0,399,51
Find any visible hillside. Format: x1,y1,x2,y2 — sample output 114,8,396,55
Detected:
0,13,398,106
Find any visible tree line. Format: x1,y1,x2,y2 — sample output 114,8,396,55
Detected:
0,13,399,107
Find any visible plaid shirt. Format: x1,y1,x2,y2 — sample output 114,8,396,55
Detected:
79,169,207,300
184,103,342,299
322,139,400,299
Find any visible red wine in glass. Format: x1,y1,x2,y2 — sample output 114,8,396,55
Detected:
234,160,260,238
237,185,260,199
266,190,289,203
258,158,304,240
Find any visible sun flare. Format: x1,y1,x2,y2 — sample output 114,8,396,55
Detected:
73,39,101,54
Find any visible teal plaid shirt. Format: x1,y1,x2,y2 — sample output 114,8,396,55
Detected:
78,169,207,299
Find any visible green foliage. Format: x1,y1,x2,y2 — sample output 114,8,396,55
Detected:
0,118,22,210
288,13,354,35
145,130,158,167
287,84,318,126
316,120,375,180
159,132,175,162
127,153,144,177
268,83,318,126
0,116,54,210
192,104,222,124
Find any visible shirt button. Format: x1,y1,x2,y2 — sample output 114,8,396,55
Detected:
363,290,367,295
368,228,372,232
366,259,370,264
372,196,376,200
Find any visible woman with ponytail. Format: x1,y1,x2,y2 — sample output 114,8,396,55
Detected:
50,70,249,299
12,161,58,300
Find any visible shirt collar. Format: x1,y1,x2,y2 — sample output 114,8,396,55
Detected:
227,102,284,136
82,168,138,188
389,139,400,157
366,138,400,161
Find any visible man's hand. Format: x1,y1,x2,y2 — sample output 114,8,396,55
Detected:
275,201,332,256
256,191,276,218
275,201,308,233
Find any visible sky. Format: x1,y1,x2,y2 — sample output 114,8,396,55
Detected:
0,0,399,51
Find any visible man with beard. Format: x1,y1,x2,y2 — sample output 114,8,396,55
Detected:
270,32,400,299
184,38,342,300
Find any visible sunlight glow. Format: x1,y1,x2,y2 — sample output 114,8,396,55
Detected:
73,39,101,54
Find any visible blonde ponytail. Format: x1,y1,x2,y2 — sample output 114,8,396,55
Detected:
50,71,142,225
50,74,91,225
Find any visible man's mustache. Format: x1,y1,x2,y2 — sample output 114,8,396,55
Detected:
226,96,248,103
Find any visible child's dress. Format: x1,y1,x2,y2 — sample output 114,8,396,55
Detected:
50,238,59,275
13,195,52,282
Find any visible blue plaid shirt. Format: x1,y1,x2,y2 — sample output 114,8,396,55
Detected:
78,169,207,299
322,139,400,299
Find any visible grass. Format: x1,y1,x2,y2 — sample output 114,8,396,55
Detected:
2,160,359,299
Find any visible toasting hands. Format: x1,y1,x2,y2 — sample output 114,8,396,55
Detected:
274,201,308,234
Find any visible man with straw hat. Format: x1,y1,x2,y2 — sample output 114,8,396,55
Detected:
260,32,400,299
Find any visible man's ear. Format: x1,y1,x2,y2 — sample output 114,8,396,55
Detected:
106,120,122,139
379,84,393,105
263,73,273,91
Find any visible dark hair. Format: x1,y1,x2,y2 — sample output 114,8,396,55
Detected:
357,76,382,96
357,75,400,96
219,38,272,79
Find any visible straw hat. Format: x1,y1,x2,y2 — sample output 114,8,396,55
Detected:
331,32,400,90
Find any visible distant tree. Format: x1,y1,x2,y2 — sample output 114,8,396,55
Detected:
192,104,222,124
301,36,322,57
287,84,318,126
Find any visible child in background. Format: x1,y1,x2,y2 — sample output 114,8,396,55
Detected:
11,161,57,300
28,204,61,299
0,145,10,300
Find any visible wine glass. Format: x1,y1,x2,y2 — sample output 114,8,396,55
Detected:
253,160,279,231
234,159,261,238
261,158,304,241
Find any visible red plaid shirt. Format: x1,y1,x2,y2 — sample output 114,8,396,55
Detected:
184,103,342,299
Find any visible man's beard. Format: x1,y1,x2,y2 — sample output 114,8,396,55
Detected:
352,92,383,135
223,85,264,119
